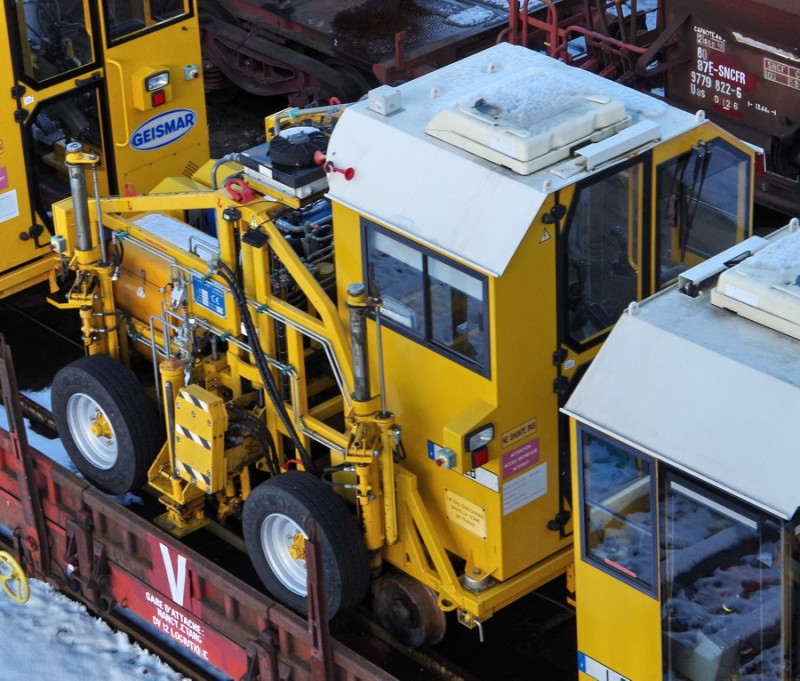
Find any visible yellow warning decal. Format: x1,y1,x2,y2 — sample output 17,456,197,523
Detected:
445,490,487,539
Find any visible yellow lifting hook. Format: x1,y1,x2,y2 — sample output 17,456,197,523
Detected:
0,551,30,604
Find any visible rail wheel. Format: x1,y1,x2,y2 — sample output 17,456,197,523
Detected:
243,471,369,618
52,355,163,495
373,573,446,647
0,551,30,604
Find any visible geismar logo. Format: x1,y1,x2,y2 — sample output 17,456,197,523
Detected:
131,109,196,151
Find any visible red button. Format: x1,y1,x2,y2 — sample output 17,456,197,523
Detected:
472,446,489,468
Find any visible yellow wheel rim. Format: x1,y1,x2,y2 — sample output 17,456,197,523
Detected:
0,551,30,604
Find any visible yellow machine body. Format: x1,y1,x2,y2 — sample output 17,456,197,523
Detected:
0,0,208,297
48,44,756,635
565,225,800,681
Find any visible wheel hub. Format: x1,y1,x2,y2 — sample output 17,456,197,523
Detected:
90,411,113,439
66,392,118,470
288,532,306,560
261,513,308,596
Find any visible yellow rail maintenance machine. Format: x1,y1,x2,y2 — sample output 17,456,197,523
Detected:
565,221,800,681
0,0,208,297
47,43,755,646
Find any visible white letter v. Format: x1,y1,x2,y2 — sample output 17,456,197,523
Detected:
159,543,187,607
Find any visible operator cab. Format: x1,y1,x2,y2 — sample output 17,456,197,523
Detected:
565,224,800,681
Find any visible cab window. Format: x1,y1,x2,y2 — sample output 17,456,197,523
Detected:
655,138,751,288
364,221,489,375
14,0,93,83
564,161,643,347
105,0,190,42
579,427,656,595
662,476,785,681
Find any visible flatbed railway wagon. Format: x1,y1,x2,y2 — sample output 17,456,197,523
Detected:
0,340,399,680
198,0,650,105
565,221,800,681
22,42,759,666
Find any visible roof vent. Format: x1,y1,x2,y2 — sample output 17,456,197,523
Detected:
425,91,629,174
711,225,800,338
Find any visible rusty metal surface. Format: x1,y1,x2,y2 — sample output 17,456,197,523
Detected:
661,0,800,212
0,338,49,576
224,0,508,66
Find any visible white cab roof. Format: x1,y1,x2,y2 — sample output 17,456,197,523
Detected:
326,43,702,277
564,227,800,519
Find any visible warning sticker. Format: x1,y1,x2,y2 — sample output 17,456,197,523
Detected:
502,438,540,479
503,463,547,515
445,490,487,539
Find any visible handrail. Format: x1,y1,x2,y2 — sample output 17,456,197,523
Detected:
104,58,131,148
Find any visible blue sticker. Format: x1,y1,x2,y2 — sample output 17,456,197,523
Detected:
192,275,225,317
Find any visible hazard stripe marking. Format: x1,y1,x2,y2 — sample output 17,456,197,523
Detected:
178,389,209,411
176,424,211,450
176,461,211,487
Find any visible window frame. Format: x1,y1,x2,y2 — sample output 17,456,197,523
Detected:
660,468,787,681
361,218,490,377
8,0,98,88
578,424,658,597
654,136,751,290
102,0,194,48
558,155,650,353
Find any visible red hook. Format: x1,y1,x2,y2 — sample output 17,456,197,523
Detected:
224,177,257,203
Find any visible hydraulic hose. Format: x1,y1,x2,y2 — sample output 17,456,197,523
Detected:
215,262,317,475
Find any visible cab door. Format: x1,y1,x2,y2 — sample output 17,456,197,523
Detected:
556,156,648,386
99,0,208,194
548,157,648,530
0,0,207,294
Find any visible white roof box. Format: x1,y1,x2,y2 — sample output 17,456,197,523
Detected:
425,90,629,175
711,222,800,338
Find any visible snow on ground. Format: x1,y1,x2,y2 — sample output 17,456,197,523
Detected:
0,580,189,681
0,391,187,681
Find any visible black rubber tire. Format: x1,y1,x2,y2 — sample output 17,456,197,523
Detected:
243,471,369,618
51,355,163,495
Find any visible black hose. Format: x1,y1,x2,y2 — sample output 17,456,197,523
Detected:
232,410,281,475
215,262,318,475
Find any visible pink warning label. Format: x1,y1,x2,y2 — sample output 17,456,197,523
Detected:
502,438,539,479
0,167,7,190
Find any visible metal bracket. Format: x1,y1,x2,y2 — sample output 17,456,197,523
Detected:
305,522,333,681
244,630,284,681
